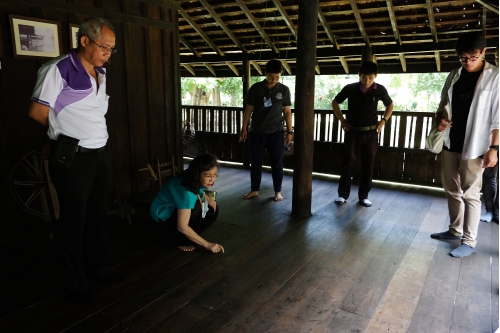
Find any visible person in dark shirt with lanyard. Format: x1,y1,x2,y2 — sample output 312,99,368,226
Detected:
239,59,293,202
332,61,394,207
430,32,498,258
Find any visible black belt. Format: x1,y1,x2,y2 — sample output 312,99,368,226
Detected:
350,124,378,131
76,146,106,153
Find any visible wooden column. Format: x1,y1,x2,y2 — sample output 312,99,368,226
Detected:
361,46,373,63
292,0,318,217
242,53,251,168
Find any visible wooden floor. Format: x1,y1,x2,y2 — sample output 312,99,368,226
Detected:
0,165,498,333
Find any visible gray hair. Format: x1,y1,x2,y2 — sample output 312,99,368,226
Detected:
77,17,115,48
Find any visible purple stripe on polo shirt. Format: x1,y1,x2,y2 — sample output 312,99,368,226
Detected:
31,97,50,107
54,84,93,115
53,50,93,115
359,82,378,93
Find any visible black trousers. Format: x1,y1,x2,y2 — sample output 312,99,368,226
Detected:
249,130,285,192
482,161,499,219
338,129,379,200
155,202,219,247
49,149,110,293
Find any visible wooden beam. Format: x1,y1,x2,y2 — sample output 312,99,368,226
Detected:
204,63,217,76
226,62,239,76
425,0,439,43
281,60,292,75
181,41,480,64
235,0,279,53
475,0,499,14
386,0,402,45
198,0,247,53
318,8,340,49
292,0,319,217
372,55,378,64
434,51,441,72
399,53,407,72
179,9,224,56
272,0,298,37
179,36,200,57
347,0,371,47
339,56,349,74
250,61,263,75
183,64,196,76
315,63,321,74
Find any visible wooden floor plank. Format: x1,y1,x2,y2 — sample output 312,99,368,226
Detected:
364,195,449,332
450,219,493,333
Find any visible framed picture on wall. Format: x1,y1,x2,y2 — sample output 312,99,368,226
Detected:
9,15,61,58
69,23,79,49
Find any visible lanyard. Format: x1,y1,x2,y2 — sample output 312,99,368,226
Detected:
197,193,204,205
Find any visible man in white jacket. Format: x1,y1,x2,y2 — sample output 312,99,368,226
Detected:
430,32,499,258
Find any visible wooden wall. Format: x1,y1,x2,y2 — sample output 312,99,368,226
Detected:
0,0,182,234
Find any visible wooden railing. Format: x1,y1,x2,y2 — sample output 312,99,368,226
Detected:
182,105,442,186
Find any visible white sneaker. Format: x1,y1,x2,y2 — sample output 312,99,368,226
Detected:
335,197,346,205
480,212,493,222
359,199,372,207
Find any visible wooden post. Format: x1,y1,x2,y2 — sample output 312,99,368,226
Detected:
292,0,318,217
242,53,251,168
361,46,373,64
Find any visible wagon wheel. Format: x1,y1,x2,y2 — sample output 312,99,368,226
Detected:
9,151,59,219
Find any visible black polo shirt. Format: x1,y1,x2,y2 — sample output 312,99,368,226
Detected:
334,82,393,127
245,80,292,134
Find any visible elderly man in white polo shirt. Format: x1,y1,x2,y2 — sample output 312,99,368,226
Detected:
28,17,122,303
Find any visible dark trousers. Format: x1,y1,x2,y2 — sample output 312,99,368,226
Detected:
49,149,110,293
482,161,499,219
338,129,378,200
156,202,219,247
249,130,284,192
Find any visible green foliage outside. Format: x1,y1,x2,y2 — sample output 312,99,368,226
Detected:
181,72,448,112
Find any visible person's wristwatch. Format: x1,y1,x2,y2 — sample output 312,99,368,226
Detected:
287,131,293,135
489,145,499,151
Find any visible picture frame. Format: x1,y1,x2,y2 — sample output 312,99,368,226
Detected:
10,15,61,58
69,23,80,49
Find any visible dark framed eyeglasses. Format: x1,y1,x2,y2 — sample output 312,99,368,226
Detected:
87,37,117,54
458,53,481,63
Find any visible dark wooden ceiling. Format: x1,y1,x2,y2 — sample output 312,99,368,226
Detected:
177,0,499,76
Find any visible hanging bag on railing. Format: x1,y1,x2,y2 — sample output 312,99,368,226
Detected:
425,103,450,154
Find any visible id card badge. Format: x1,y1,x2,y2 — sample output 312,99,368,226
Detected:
201,199,209,218
263,96,273,107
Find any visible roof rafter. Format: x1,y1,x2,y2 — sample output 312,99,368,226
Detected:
281,60,292,75
347,0,371,47
250,61,263,75
183,64,196,76
475,0,499,14
272,0,298,37
318,8,340,50
434,51,441,72
482,7,487,36
399,53,407,72
385,0,402,45
234,0,280,53
425,0,438,43
226,62,239,76
204,63,217,76
179,9,224,56
339,56,349,74
198,0,248,53
315,63,321,74
179,36,201,57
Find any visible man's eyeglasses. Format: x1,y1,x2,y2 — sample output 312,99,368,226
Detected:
88,37,117,54
458,54,481,63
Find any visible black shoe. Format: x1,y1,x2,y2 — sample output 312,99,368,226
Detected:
96,272,124,284
69,288,94,304
430,231,462,240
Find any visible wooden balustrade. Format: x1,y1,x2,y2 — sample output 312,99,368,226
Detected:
182,105,442,187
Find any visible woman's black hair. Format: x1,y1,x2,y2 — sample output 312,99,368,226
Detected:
180,153,219,194
455,32,486,55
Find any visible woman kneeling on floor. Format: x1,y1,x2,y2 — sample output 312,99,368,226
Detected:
150,153,224,253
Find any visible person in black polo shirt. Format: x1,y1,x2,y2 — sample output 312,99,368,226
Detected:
332,61,394,207
239,59,293,202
